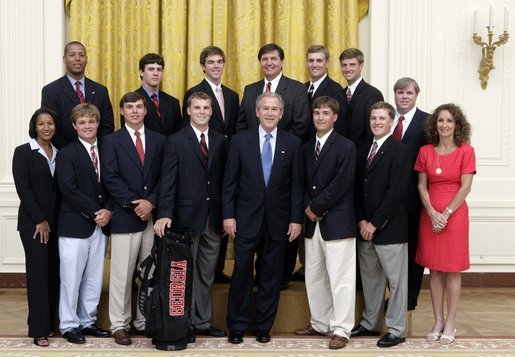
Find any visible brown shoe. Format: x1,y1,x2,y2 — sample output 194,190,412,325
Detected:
329,334,348,349
295,325,324,336
113,329,132,345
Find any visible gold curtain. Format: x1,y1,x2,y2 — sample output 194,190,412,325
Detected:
66,0,368,126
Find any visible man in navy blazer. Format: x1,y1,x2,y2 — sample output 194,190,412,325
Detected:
154,92,227,338
101,92,165,345
41,41,114,149
352,102,411,348
183,46,239,139
183,46,240,283
55,104,112,344
294,97,356,350
223,92,304,344
305,45,347,140
123,53,182,136
339,48,384,151
391,78,429,310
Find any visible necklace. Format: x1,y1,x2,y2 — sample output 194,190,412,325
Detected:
435,145,453,174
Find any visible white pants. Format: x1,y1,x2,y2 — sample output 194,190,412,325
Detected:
109,221,154,332
305,223,356,338
59,225,107,333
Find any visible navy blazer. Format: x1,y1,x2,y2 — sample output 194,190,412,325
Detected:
400,108,429,212
12,143,59,233
41,75,114,149
303,131,357,241
305,76,347,139
342,80,384,150
182,79,240,139
55,139,111,238
118,86,183,137
101,126,165,233
236,76,310,140
355,136,411,245
222,127,304,240
158,125,227,235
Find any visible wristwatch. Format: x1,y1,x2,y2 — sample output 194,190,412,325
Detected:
445,207,453,215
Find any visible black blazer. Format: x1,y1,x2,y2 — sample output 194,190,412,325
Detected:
305,76,347,139
304,131,356,241
41,75,114,149
355,136,411,245
236,75,310,140
118,86,183,137
183,79,240,139
12,143,59,233
400,108,429,212
222,127,304,240
101,126,165,234
55,139,111,238
158,125,227,235
342,80,384,150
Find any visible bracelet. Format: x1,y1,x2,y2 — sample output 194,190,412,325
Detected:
445,207,453,215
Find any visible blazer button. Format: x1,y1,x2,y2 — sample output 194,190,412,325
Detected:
143,186,148,190
312,186,316,190
364,179,368,182
207,181,210,185
206,197,210,201
98,194,102,199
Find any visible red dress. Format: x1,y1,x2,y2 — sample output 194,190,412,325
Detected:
414,143,476,272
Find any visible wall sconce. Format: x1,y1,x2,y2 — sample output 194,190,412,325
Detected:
472,4,509,90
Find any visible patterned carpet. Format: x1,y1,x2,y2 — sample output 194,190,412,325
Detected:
1,336,515,356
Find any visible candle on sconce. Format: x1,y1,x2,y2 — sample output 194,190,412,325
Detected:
489,1,493,27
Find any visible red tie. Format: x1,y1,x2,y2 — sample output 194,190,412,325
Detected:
135,130,145,165
392,115,405,141
265,82,272,93
75,81,85,103
151,93,160,119
90,145,99,181
200,133,208,159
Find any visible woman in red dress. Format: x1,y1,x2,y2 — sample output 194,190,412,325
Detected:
414,104,475,345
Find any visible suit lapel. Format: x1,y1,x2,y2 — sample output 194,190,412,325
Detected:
367,136,393,173
60,76,81,107
312,131,335,177
268,130,287,187
402,109,423,143
74,140,100,187
201,80,225,130
143,130,159,177
247,129,266,187
207,131,218,171
84,77,97,103
186,126,208,168
119,127,144,173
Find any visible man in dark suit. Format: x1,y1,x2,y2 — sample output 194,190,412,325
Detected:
41,41,114,149
236,43,309,288
183,46,239,139
293,97,356,350
305,45,347,139
223,93,304,344
55,103,112,344
124,53,182,136
182,46,240,284
154,92,227,338
352,102,411,348
391,77,429,310
101,92,165,346
339,48,384,151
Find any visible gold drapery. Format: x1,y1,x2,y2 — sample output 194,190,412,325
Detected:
66,0,368,125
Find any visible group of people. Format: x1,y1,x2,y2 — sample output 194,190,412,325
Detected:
13,40,476,350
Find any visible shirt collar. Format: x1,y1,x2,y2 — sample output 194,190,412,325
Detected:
316,128,333,149
190,124,209,141
67,74,85,89
348,77,363,94
264,73,283,92
205,77,222,92
78,137,98,152
259,125,278,139
141,85,159,99
125,124,145,136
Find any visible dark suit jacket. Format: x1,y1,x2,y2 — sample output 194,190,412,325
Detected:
305,76,347,139
158,125,226,235
304,131,356,241
55,139,111,238
119,86,182,137
236,76,310,140
222,127,304,240
183,79,240,139
12,143,59,233
355,136,411,245
101,126,165,234
400,108,429,212
41,75,114,149
342,79,384,150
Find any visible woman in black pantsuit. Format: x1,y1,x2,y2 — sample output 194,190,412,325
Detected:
12,108,60,347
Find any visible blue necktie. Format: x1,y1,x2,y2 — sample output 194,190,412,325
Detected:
261,133,272,186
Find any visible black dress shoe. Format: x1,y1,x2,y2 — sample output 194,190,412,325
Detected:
194,325,227,337
255,330,271,343
214,273,232,284
228,331,243,344
63,328,86,344
188,326,196,343
351,324,381,337
82,324,110,337
291,271,305,281
281,280,290,290
377,332,406,347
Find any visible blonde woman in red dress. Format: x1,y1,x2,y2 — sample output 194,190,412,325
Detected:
414,103,475,345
